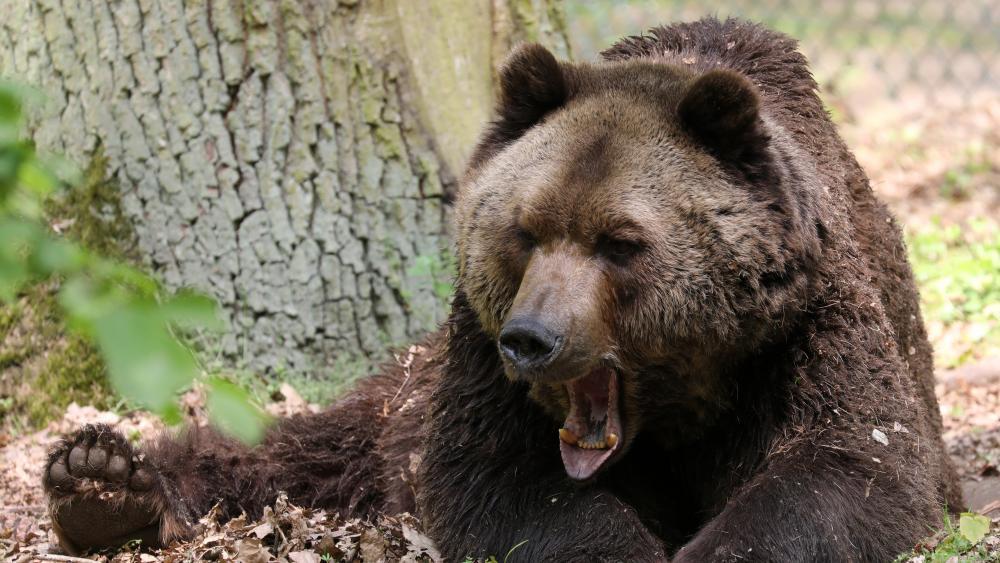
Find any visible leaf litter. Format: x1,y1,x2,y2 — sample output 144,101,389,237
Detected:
1,395,442,562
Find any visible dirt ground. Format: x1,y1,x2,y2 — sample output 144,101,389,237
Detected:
848,95,1000,530
1,96,998,561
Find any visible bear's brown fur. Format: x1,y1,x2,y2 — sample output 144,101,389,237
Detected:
44,18,960,561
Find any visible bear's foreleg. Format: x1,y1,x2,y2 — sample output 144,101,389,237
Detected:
673,444,931,562
44,395,386,554
424,473,665,562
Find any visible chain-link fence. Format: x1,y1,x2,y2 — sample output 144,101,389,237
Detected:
567,1,999,108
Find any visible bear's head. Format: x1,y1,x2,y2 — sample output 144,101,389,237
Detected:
455,44,823,481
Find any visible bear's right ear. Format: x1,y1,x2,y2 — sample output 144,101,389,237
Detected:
496,43,568,136
467,44,569,170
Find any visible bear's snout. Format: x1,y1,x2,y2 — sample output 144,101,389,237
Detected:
498,241,611,382
498,316,564,373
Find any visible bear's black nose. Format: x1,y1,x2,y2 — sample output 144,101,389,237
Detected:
498,317,563,373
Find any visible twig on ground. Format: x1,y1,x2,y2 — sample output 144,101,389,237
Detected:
33,555,98,562
981,499,1000,516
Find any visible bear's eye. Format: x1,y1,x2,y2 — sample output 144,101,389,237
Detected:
596,235,643,265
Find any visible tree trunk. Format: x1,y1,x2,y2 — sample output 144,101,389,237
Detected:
0,0,569,375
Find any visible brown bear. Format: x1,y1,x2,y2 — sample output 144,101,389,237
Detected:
43,18,961,561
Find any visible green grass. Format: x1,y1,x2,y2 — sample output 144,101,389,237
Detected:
938,141,993,201
906,218,1000,368
228,353,373,410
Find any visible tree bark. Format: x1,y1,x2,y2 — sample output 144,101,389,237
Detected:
0,0,569,375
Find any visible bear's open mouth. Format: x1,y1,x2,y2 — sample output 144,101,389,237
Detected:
558,366,623,481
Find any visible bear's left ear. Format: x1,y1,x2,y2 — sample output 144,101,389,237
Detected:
677,70,771,177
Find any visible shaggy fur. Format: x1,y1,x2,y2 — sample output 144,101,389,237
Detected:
44,18,959,561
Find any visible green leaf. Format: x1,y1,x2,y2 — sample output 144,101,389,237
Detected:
0,148,26,196
0,258,30,302
959,512,991,545
159,291,224,331
0,80,43,115
32,237,84,275
91,259,159,297
93,305,198,415
0,218,42,300
17,158,58,196
38,153,81,186
0,87,22,124
206,377,270,444
0,214,41,254
7,187,46,218
58,277,126,328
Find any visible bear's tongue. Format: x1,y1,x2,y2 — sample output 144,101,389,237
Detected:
558,366,622,481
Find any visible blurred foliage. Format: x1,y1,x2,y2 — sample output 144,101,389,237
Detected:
0,81,267,442
0,149,138,429
907,218,1000,368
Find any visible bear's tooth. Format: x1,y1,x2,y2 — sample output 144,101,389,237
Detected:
559,428,578,445
606,433,619,448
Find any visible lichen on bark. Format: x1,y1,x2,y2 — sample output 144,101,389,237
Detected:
0,0,569,378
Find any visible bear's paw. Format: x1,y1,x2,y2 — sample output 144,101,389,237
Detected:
44,424,172,554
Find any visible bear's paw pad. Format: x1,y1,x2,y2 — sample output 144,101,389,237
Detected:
44,424,164,553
